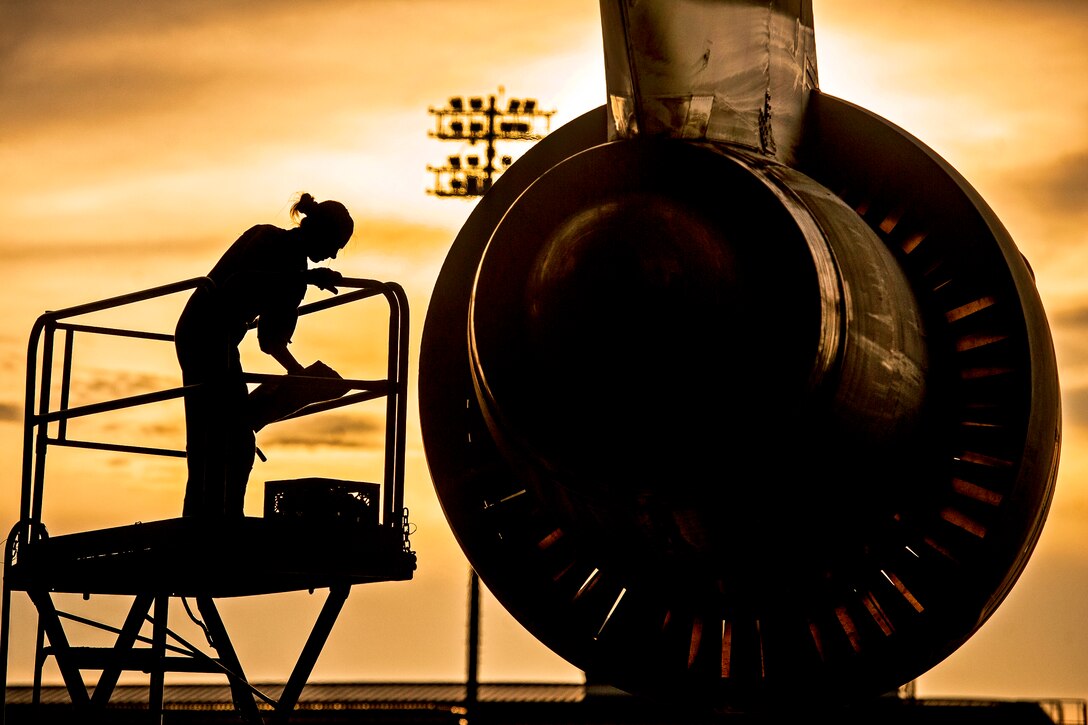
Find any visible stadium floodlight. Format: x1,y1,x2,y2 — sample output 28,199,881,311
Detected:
427,89,556,197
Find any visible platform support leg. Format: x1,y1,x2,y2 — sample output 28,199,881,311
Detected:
270,584,350,724
27,590,89,709
31,624,43,708
148,594,169,722
0,582,10,725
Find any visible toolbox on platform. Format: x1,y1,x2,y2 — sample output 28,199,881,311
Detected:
264,478,381,526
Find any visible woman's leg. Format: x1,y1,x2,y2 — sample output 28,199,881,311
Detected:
176,304,233,518
222,350,255,517
180,373,211,517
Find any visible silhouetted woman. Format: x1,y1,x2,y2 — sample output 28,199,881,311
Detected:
175,192,353,518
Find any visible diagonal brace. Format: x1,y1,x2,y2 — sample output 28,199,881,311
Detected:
270,584,351,724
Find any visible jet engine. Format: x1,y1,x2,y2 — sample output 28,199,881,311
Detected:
418,0,1060,711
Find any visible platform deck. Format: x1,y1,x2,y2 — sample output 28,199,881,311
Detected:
5,516,415,598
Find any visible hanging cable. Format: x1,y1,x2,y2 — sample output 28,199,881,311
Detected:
182,597,214,647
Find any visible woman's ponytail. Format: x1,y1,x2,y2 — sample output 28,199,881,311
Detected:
290,192,318,222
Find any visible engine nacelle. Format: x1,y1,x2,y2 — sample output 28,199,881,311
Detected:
419,3,1059,712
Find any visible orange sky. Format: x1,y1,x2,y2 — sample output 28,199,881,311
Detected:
2,0,1087,706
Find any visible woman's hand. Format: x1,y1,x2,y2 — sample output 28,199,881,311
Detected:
307,267,343,294
268,344,305,375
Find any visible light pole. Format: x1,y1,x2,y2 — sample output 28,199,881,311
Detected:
429,89,556,723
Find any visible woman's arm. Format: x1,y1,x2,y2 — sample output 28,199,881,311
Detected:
256,267,341,374
266,342,305,375
307,267,343,293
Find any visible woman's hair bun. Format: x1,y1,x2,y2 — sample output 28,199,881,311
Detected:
291,192,318,220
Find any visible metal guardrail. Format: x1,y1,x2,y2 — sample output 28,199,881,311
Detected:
16,275,410,537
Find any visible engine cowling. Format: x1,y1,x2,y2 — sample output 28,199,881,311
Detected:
418,96,1060,710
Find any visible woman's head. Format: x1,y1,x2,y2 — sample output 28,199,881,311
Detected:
291,192,354,262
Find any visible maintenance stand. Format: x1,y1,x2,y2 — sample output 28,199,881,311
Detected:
0,277,415,724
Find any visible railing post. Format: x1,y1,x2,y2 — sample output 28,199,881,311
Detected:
383,286,400,527
392,284,410,522
31,323,55,525
57,328,75,443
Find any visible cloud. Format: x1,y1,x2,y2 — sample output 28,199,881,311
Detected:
139,420,185,438
0,403,22,423
256,411,384,449
1050,306,1088,396
2,0,599,142
1062,386,1088,428
73,370,180,403
991,148,1088,274
1020,151,1088,218
813,0,1088,120
981,0,1088,9
1054,305,1088,330
1,0,603,252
